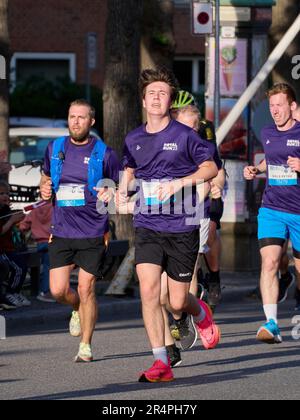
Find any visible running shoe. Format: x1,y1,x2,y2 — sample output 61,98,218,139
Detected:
170,322,180,341
5,293,23,307
172,313,198,351
139,359,174,383
278,272,295,304
69,310,81,337
13,293,31,307
0,295,17,310
166,344,182,368
294,288,300,312
37,292,56,303
256,319,282,344
194,300,221,350
208,282,222,308
74,343,93,363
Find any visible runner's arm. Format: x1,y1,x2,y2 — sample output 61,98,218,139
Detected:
212,168,226,191
255,159,267,174
157,160,218,202
40,174,53,201
115,167,136,213
244,159,267,180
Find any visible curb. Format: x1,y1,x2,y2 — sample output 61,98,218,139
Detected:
1,272,260,332
2,297,142,333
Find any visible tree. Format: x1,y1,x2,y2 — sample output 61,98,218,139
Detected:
103,0,143,241
269,0,300,98
141,0,176,71
0,0,9,169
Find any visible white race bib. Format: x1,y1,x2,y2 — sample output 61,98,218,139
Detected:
142,181,175,206
56,184,86,207
268,165,297,186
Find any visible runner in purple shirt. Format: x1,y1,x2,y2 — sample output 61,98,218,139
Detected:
118,67,220,383
244,83,300,343
40,99,119,363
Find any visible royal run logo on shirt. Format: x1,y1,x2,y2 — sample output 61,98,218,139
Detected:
84,157,90,165
163,143,178,151
287,139,300,147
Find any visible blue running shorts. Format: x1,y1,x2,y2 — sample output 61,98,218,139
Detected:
258,207,300,257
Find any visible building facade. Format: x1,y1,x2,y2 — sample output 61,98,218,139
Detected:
9,0,205,94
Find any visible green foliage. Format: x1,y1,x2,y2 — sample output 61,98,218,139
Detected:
10,76,103,135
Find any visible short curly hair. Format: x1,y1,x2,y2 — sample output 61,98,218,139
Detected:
267,83,297,105
139,66,179,102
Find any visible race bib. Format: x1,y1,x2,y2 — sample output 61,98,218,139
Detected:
142,181,175,206
56,184,86,207
268,165,298,186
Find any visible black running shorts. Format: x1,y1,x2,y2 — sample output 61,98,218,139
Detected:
209,198,224,230
48,236,106,277
135,228,199,283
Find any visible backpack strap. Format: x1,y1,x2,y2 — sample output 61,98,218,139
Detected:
88,139,107,196
50,137,67,193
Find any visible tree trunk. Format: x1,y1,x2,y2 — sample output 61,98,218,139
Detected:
0,0,9,169
269,0,300,97
103,0,143,242
141,0,176,70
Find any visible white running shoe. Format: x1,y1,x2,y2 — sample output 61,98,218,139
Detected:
69,310,81,337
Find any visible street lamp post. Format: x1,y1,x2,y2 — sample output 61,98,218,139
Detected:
214,0,220,130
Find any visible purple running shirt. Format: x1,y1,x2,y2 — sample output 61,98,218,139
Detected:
44,137,120,239
261,121,300,215
122,119,213,233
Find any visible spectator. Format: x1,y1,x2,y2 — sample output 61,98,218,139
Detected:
0,180,29,308
19,201,55,303
0,256,17,310
0,162,12,176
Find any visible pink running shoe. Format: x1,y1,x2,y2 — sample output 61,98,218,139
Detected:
139,359,174,383
195,300,221,350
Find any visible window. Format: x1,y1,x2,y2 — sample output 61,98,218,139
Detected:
10,53,76,90
173,0,190,7
174,57,205,94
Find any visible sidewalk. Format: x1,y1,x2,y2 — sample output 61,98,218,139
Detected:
1,272,260,332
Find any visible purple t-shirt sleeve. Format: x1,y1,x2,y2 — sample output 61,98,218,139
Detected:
187,130,213,166
103,147,121,184
121,139,137,170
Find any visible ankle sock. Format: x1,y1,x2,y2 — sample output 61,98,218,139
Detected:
152,347,168,366
263,304,278,324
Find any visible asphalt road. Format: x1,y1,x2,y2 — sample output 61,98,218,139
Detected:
1,296,300,401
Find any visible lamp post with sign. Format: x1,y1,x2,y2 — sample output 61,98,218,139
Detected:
192,1,220,129
86,32,98,104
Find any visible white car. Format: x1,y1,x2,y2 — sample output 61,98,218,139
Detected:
9,127,101,210
9,117,68,128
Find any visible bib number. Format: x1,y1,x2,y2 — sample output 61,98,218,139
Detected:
268,165,297,186
142,181,175,206
56,184,86,207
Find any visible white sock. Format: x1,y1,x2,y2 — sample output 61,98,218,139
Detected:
152,347,168,366
193,305,206,323
263,304,278,324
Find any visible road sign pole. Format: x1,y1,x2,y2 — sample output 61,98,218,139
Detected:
214,0,220,130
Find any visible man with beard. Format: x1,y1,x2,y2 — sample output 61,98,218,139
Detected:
40,99,119,363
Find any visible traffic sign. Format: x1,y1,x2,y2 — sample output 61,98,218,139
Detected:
192,2,213,35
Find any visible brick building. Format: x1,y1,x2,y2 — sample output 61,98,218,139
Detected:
8,0,205,94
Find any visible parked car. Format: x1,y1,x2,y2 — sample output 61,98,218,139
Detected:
9,117,68,128
9,127,101,210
